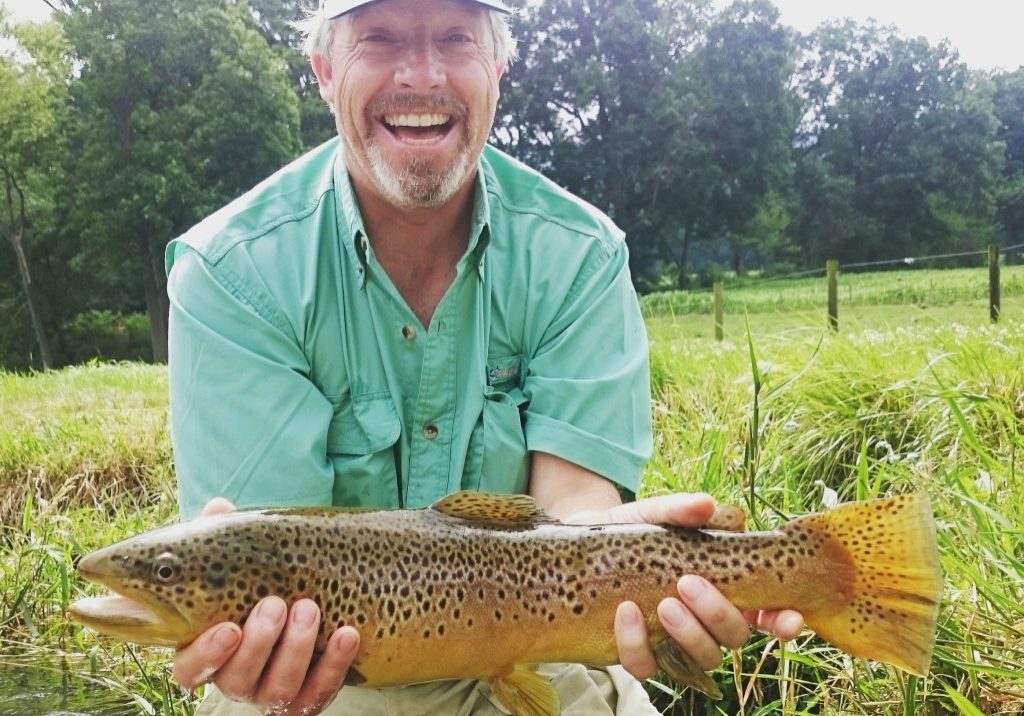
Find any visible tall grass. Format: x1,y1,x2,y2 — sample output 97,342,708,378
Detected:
1,298,1022,713
645,320,1024,714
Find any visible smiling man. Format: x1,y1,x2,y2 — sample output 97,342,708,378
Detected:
164,0,801,714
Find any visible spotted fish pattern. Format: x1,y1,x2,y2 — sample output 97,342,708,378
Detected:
71,492,942,714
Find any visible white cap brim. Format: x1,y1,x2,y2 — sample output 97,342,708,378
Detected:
323,0,512,19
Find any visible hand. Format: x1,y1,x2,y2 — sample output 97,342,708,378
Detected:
571,493,804,681
171,498,361,715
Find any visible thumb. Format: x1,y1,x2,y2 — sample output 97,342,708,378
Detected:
201,497,236,517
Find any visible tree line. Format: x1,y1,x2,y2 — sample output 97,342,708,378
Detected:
1,0,1022,370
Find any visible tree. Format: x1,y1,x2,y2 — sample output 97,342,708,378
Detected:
493,0,798,288
667,0,798,280
993,68,1024,253
0,12,72,369
59,0,302,362
792,21,1002,264
493,0,716,286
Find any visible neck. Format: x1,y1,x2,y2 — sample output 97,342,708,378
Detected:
349,168,478,328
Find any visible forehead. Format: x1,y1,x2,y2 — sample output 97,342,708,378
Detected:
346,0,488,28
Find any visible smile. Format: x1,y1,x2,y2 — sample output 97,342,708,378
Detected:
379,112,457,145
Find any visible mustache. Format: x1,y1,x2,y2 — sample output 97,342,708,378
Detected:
368,92,467,116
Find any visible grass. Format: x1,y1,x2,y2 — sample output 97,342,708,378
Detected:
2,267,1023,714
642,319,1024,715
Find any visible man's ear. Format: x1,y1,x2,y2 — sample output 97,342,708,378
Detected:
311,53,334,103
495,60,506,80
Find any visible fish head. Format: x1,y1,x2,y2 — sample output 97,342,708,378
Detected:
70,511,284,648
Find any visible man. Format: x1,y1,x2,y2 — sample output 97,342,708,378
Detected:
164,0,802,714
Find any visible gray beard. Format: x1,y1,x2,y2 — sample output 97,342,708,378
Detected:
357,135,477,210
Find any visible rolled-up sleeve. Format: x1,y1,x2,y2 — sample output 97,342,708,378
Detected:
167,244,334,519
523,241,652,493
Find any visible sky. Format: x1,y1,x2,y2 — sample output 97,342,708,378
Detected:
4,0,1024,72
719,0,1024,71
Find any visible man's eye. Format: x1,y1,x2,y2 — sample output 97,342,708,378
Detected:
361,34,393,43
445,33,473,43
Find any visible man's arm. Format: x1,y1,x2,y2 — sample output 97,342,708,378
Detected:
529,452,804,681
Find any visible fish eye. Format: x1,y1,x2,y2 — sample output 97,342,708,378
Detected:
152,553,182,584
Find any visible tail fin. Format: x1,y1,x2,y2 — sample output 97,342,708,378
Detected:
786,493,942,676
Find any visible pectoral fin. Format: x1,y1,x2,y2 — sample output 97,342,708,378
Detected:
653,639,723,700
489,664,559,716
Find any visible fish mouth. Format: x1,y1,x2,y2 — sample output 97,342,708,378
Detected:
70,553,194,647
69,593,192,647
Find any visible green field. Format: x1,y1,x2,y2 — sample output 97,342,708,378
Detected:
2,267,1023,715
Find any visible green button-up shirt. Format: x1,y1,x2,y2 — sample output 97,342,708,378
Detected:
166,139,651,520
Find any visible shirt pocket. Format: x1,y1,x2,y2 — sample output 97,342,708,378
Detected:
326,392,402,506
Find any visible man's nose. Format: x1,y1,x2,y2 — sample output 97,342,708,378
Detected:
394,39,447,92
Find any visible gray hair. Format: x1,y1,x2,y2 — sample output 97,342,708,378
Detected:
295,3,518,67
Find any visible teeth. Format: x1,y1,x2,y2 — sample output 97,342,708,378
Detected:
384,113,450,128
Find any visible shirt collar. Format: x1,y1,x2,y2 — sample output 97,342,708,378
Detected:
333,146,493,287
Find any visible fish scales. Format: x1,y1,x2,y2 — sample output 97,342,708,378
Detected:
70,491,942,715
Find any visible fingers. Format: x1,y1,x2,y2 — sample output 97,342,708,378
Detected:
653,576,749,673
201,497,236,516
252,600,322,711
172,622,242,689
676,576,749,650
614,602,658,680
656,598,722,672
286,627,361,715
745,609,805,641
603,493,716,527
173,597,356,716
216,597,289,701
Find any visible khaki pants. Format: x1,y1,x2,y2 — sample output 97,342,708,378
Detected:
196,664,660,716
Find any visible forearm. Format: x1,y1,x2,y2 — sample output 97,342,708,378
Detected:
528,451,624,521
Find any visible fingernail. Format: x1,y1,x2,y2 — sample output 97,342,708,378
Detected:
292,600,318,628
678,575,705,600
256,598,286,625
213,625,239,649
619,603,640,628
780,612,803,638
336,629,359,655
660,600,688,628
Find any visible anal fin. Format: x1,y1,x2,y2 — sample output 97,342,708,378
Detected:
653,639,723,700
490,664,559,716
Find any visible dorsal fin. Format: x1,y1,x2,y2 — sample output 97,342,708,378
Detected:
429,491,557,526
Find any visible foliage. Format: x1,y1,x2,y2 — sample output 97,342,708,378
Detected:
0,11,73,370
62,310,152,365
792,21,1003,264
57,0,303,364
2,289,1023,713
643,318,1024,715
1,0,1024,369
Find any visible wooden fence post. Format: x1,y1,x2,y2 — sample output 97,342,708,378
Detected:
713,281,724,341
989,244,1001,323
826,259,839,332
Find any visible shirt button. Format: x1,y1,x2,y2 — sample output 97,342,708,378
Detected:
401,325,416,340
423,424,439,440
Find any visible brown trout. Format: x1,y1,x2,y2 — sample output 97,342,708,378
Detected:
70,492,942,715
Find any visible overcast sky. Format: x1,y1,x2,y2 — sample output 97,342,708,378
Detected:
718,0,1024,71
5,0,1024,71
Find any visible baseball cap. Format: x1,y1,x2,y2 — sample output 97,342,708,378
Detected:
322,0,513,19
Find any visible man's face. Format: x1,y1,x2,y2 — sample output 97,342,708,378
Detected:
313,0,504,210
